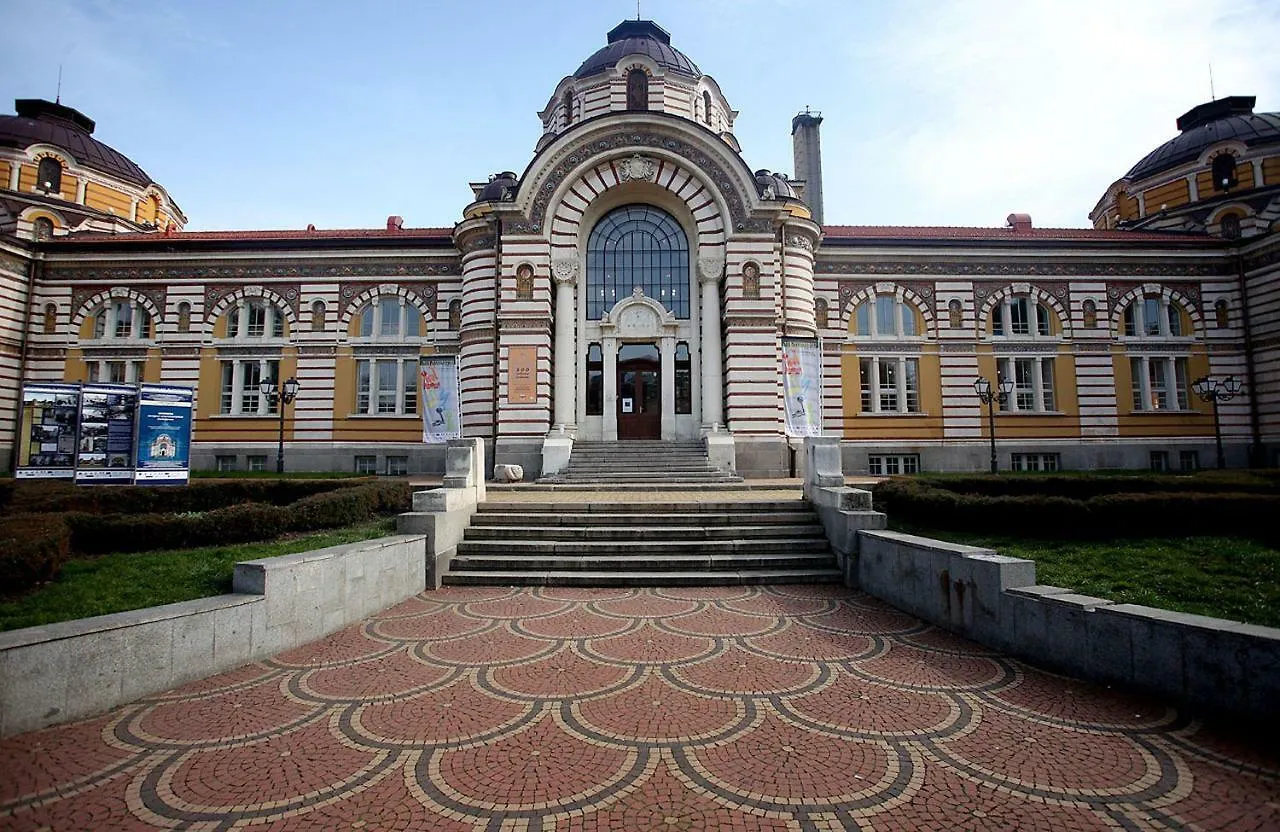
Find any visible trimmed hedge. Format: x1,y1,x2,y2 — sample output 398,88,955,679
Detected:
0,513,72,593
65,481,414,556
872,477,1280,541
4,478,368,517
913,472,1280,500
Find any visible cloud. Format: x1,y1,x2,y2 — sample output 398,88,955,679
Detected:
832,0,1280,227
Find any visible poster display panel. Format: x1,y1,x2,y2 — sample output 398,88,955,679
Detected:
75,383,138,484
508,346,537,404
781,338,823,438
134,384,194,485
421,356,462,443
16,383,81,479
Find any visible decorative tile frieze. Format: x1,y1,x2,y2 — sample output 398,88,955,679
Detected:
814,259,1231,278
44,260,462,283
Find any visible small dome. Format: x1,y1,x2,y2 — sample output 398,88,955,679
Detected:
0,99,154,187
477,171,518,202
754,169,798,200
1125,96,1280,181
573,20,701,80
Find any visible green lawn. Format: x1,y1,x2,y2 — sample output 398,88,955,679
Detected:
0,517,397,632
891,523,1280,629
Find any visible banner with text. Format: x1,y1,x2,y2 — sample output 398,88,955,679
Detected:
16,383,81,479
421,356,462,443
134,384,194,485
781,338,823,438
76,383,138,484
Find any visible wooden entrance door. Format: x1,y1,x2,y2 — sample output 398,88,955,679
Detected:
617,343,661,439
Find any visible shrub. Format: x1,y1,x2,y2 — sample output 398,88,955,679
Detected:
0,513,72,593
6,478,367,517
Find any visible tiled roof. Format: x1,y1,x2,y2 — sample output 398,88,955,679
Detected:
821,225,1215,243
49,226,454,244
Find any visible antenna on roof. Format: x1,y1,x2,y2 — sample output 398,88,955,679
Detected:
55,64,63,104
636,0,641,19
1209,62,1215,101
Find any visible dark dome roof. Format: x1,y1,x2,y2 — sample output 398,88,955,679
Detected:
0,99,153,187
1125,96,1280,181
754,169,798,200
573,20,700,80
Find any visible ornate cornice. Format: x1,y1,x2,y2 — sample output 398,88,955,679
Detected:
458,234,496,255
724,314,778,328
814,259,1232,278
513,128,769,235
70,285,166,319
44,260,461,282
207,283,300,317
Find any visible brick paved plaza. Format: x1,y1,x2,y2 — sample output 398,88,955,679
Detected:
2,585,1277,830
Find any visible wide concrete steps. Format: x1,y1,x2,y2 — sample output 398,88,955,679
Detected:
444,498,841,587
541,440,744,485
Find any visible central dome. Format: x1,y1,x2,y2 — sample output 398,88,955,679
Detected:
573,20,701,79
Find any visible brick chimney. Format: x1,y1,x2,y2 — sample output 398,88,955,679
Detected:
1006,213,1033,233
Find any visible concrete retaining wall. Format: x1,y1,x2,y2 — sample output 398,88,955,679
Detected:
0,534,426,738
856,530,1280,725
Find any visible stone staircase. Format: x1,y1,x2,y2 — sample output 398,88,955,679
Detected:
539,440,742,484
443,497,841,586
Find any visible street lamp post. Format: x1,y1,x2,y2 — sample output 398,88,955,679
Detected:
259,377,300,474
973,375,1015,474
1191,375,1243,469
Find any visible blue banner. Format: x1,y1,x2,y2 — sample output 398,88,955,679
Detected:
76,383,138,485
134,384,194,485
16,383,81,479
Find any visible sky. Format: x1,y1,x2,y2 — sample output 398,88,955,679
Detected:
1,0,1277,232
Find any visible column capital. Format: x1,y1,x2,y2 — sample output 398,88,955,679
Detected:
551,256,579,286
697,253,725,284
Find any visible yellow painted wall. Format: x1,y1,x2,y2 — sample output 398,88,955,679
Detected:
1116,191,1139,221
1264,157,1280,186
143,349,162,383
17,164,35,192
84,181,133,217
1113,349,1214,437
1142,178,1189,212
0,161,9,187
193,347,299,442
840,347,944,440
330,346,434,442
64,349,87,382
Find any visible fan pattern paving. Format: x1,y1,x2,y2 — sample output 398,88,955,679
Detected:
2,585,1278,830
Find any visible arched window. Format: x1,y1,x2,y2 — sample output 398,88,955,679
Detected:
1121,295,1185,338
815,298,829,329
89,299,152,340
587,205,689,319
32,217,54,241
37,157,62,193
448,299,461,330
177,301,191,333
311,300,326,331
626,69,648,111
852,294,919,338
357,294,423,339
562,90,574,128
1211,153,1238,192
1221,213,1241,240
226,299,286,339
43,303,57,334
991,295,1054,337
703,91,712,126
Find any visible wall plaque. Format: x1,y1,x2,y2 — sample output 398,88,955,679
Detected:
508,346,537,404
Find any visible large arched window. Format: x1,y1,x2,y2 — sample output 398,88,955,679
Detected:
587,205,689,319
37,157,62,193
626,69,648,111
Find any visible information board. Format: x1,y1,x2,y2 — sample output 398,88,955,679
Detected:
134,384,194,485
15,383,81,479
76,383,138,484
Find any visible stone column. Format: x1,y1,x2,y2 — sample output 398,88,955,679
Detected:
551,257,578,430
602,335,618,440
698,253,725,429
660,333,675,439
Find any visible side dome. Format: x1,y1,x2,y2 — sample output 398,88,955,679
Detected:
1125,97,1280,181
573,20,700,80
0,99,153,187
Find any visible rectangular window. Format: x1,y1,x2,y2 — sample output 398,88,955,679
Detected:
1143,298,1162,336
355,358,416,416
855,304,870,337
87,362,100,382
246,455,268,472
1000,356,1056,412
403,359,418,415
875,296,896,336
247,304,267,337
1131,356,1189,411
379,300,402,338
354,455,377,475
1040,357,1056,411
1008,298,1029,335
1010,453,1061,472
1036,303,1051,336
674,343,692,414
860,357,921,414
221,362,234,414
1014,358,1036,411
1174,357,1189,409
1149,359,1170,409
215,455,236,472
1123,306,1137,337
1150,450,1169,472
1179,450,1199,471
868,454,920,476
272,310,285,338
219,359,279,415
376,361,398,414
586,344,604,416
357,361,371,414
992,304,1004,336
385,456,408,476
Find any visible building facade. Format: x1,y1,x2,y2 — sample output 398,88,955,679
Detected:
2,20,1279,477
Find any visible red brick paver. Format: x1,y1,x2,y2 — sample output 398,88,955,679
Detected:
1,585,1278,830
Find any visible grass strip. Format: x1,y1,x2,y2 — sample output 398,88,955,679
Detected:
0,517,396,632
890,522,1280,629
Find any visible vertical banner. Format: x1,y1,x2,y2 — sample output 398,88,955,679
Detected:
15,383,81,479
508,346,537,404
134,384,194,485
781,338,823,437
76,383,138,484
421,356,462,443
